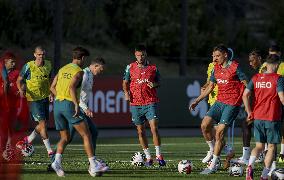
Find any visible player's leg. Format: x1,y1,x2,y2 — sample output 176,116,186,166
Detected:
266,120,281,177
86,119,98,153
238,120,252,163
63,100,105,176
145,103,165,166
34,98,53,156
246,120,266,180
130,105,152,165
72,121,105,175
278,122,284,163
51,101,69,177
219,104,240,169
200,102,222,164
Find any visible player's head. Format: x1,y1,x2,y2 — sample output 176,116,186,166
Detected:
248,49,263,70
34,46,45,62
134,44,147,65
89,57,105,76
72,46,90,67
269,44,281,57
212,44,230,65
266,54,280,72
2,51,16,71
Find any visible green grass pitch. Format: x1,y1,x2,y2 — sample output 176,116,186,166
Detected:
21,137,267,179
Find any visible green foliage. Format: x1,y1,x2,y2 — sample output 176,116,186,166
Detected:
1,0,284,62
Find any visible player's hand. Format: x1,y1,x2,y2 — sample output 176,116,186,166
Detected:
84,109,94,118
49,94,54,102
147,82,154,88
73,104,80,117
246,112,254,125
18,89,26,98
189,100,199,111
124,92,130,101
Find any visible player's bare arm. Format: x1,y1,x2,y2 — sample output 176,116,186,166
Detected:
278,91,284,105
50,74,58,97
241,80,248,87
16,75,26,97
189,81,214,111
242,89,253,124
122,79,131,101
70,71,83,117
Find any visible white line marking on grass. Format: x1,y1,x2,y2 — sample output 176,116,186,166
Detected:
34,142,242,148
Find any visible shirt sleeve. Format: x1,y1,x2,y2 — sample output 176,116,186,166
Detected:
1,66,7,81
277,77,284,92
20,64,31,81
123,64,131,81
236,66,248,81
246,80,254,91
209,68,216,83
79,71,92,111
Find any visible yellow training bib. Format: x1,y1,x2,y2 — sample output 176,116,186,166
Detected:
56,63,82,101
25,60,51,101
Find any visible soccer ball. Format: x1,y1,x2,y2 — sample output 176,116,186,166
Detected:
271,168,284,180
16,141,35,157
131,152,146,166
178,160,192,174
228,163,243,176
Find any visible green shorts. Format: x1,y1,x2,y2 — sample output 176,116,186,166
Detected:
206,101,240,126
130,103,158,125
53,100,84,131
253,120,281,144
30,98,49,121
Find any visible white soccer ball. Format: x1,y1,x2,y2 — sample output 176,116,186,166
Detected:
131,152,146,167
20,143,35,157
229,163,243,177
271,168,284,180
178,160,192,174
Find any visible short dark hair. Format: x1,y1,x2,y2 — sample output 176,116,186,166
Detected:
91,57,105,65
135,44,147,52
213,44,229,54
72,47,90,60
266,54,280,64
249,49,262,58
34,46,45,52
269,44,281,52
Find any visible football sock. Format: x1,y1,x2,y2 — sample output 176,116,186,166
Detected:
264,143,268,152
261,167,270,178
89,156,98,167
243,147,250,160
206,140,214,152
55,153,62,164
248,155,256,166
27,130,38,143
270,161,276,171
143,148,151,159
155,146,161,157
280,144,284,154
210,155,219,169
43,138,52,153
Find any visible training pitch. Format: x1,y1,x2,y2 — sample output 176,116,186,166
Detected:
21,137,267,180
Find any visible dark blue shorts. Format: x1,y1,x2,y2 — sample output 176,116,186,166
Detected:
130,103,158,125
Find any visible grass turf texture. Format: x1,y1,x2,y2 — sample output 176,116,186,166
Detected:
22,137,267,179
